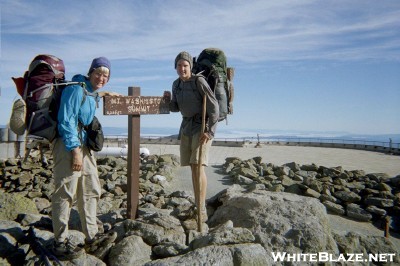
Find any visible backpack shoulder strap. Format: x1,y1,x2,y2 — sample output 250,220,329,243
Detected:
192,74,207,102
172,78,181,94
193,74,210,93
62,81,88,106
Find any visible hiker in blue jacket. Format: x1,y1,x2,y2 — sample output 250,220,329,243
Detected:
51,57,117,259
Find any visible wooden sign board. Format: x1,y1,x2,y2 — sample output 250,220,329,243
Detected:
104,95,170,115
102,88,171,220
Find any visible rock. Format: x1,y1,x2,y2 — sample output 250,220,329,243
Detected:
303,188,321,199
224,163,235,174
346,181,365,190
318,176,333,183
27,191,42,199
5,159,18,167
346,203,373,222
300,164,319,172
17,172,33,186
284,162,300,172
292,174,304,182
274,166,291,177
279,175,298,187
319,194,340,204
269,184,285,192
191,220,255,249
40,183,55,200
108,235,152,266
333,232,399,264
389,176,400,187
158,155,174,164
0,258,10,266
224,157,242,165
333,178,347,186
333,190,361,203
366,173,391,182
323,201,345,215
208,186,338,254
16,213,51,227
33,197,51,213
264,175,278,182
2,153,400,266
297,170,318,179
152,241,188,258
0,221,27,260
151,174,167,184
234,174,254,185
144,244,272,265
363,188,380,196
124,210,186,246
364,197,394,208
376,182,392,192
0,193,39,220
236,167,259,179
320,166,343,176
97,198,123,215
285,184,303,195
366,206,387,216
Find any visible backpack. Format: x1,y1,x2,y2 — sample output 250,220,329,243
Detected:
10,54,84,142
193,48,234,122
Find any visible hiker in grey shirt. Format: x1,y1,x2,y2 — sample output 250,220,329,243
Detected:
165,51,219,225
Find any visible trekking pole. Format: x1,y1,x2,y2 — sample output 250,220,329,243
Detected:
197,94,207,232
26,227,63,266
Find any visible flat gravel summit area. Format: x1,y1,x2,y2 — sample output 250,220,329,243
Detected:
147,144,400,248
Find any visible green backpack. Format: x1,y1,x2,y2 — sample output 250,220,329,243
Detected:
193,48,234,122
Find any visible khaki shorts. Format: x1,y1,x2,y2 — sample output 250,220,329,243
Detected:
180,132,212,166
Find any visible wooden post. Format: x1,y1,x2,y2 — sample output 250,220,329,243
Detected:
385,216,390,238
103,88,170,220
127,87,140,219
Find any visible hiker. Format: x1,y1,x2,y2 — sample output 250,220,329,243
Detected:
51,57,117,259
165,51,219,224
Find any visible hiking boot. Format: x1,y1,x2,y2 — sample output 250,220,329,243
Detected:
85,232,117,253
52,239,84,260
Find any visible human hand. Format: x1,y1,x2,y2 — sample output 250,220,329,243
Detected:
163,91,171,101
199,132,211,145
228,104,233,115
98,91,121,97
71,147,83,171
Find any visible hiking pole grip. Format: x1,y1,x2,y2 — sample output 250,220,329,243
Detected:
197,94,207,232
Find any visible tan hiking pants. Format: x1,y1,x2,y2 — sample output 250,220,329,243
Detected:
51,139,101,242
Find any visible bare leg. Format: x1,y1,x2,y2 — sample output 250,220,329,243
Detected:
190,164,207,210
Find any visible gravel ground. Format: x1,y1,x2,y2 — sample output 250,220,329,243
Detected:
156,144,400,250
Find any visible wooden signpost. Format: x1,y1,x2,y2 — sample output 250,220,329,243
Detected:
103,87,170,219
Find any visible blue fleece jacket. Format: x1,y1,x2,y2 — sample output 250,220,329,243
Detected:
57,74,99,151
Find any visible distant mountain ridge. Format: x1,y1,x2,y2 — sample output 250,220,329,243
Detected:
102,127,400,143
1,125,398,143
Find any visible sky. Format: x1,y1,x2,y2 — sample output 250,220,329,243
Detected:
1,0,399,136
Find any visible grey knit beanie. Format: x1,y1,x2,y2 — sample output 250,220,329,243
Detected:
174,51,193,69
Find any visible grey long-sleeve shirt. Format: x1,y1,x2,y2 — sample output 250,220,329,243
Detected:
170,75,219,138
